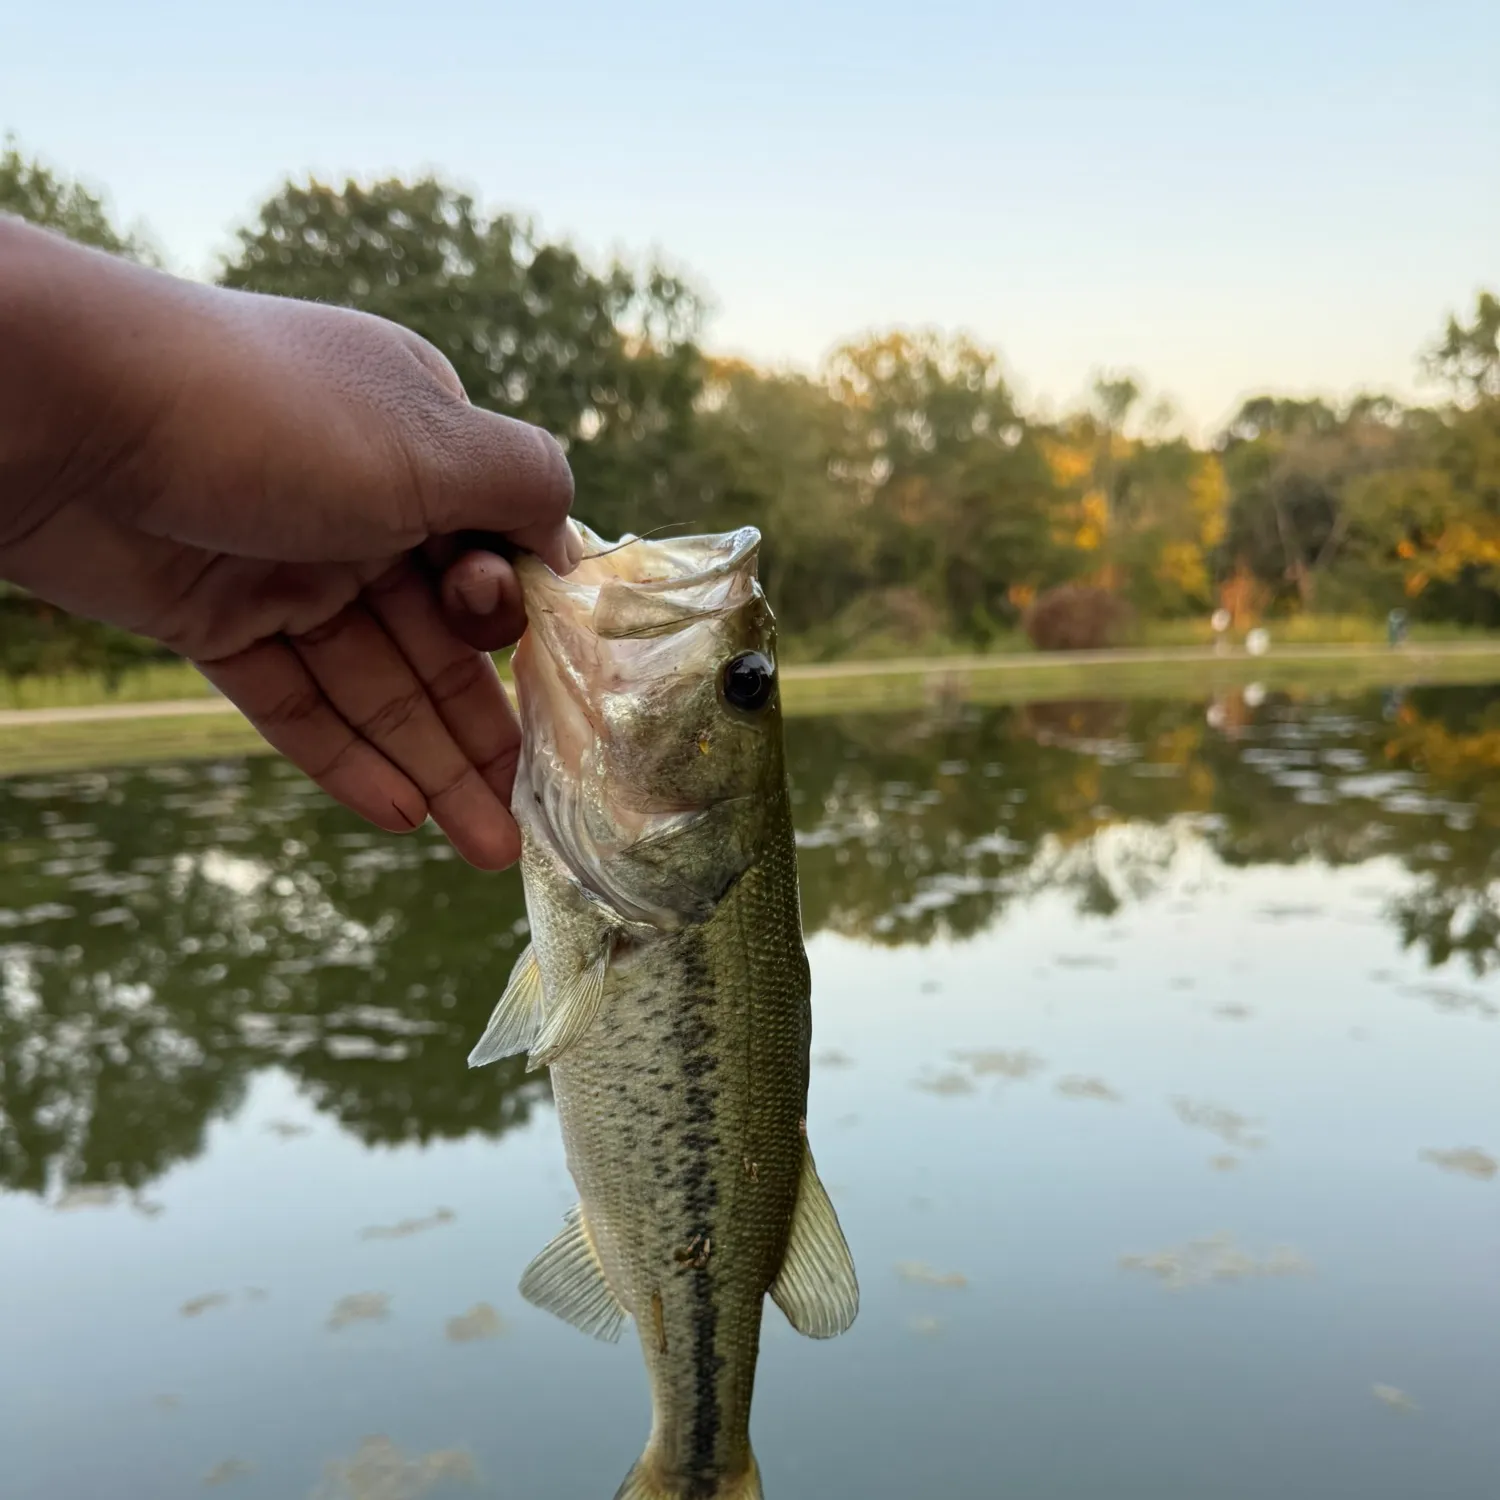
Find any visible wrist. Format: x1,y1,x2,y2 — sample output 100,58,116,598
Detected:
0,217,191,565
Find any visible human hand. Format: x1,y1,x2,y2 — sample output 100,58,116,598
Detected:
0,217,580,869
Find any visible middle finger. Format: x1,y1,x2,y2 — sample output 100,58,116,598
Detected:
365,558,524,801
290,603,519,870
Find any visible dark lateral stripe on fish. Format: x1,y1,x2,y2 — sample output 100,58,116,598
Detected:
673,930,723,1489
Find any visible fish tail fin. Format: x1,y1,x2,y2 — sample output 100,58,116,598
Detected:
614,1451,762,1500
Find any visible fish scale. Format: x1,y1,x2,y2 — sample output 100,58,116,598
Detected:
552,802,810,1496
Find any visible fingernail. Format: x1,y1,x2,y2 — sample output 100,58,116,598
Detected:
564,519,585,569
456,569,502,616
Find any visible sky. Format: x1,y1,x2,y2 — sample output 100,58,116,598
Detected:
5,0,1496,435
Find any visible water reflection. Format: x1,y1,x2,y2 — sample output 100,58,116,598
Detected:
3,686,1499,1500
0,685,1496,1202
1118,1232,1313,1290
312,1438,476,1500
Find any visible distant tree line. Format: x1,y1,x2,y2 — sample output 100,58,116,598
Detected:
3,139,1498,675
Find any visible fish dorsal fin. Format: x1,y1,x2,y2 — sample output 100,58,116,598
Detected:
519,1204,627,1342
466,944,545,1067
527,945,609,1069
770,1140,859,1339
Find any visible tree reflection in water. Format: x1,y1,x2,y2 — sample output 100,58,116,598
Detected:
0,685,1495,1199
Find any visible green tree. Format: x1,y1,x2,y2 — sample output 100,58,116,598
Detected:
1217,394,1412,611
821,330,1076,644
681,359,871,640
1338,295,1500,625
1428,290,1500,404
0,137,153,260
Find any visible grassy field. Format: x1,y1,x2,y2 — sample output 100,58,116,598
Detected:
1,641,1497,779
0,659,218,711
2,615,1495,712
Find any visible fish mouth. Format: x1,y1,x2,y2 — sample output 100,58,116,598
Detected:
509,526,767,920
515,524,762,642
511,524,763,771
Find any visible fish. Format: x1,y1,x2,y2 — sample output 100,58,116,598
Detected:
468,523,857,1500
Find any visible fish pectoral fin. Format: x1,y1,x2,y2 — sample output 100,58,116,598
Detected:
467,944,545,1067
526,946,609,1069
615,1453,762,1500
770,1140,859,1339
519,1203,627,1343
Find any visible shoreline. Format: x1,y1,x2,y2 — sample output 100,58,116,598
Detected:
1,641,1496,778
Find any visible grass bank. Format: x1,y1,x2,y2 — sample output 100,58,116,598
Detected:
4,617,1494,712
1,642,1497,779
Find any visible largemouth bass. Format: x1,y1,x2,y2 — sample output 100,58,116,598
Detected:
468,524,857,1500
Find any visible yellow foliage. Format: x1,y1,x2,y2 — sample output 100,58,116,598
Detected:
1073,489,1108,551
1427,519,1500,579
1041,433,1094,488
1387,718,1500,781
1188,456,1227,549
1376,474,1500,595
1155,540,1210,600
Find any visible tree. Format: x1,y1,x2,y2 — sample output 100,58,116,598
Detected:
219,175,706,537
680,359,871,640
820,330,1077,643
1217,394,1410,610
0,137,153,261
1428,290,1500,405
1039,379,1224,619
1337,294,1500,623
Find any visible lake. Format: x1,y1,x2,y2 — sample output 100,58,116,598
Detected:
1,684,1497,1500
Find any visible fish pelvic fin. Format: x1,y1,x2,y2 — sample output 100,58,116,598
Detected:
519,1203,627,1342
467,944,545,1067
614,1452,762,1500
527,944,609,1069
770,1138,859,1339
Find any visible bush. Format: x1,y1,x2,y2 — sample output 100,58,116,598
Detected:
0,588,170,684
1022,584,1134,651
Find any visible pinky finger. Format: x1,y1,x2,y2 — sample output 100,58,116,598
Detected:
197,638,430,834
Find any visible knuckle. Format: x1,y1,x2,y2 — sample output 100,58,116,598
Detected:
427,654,491,706
308,735,362,783
427,764,480,806
475,741,520,783
354,684,426,741
260,683,324,730
295,609,359,649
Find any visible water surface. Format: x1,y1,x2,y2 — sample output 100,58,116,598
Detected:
1,686,1497,1499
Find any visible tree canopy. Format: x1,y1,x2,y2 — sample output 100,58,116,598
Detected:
4,141,1499,670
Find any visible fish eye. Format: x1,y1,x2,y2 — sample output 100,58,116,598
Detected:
720,650,776,713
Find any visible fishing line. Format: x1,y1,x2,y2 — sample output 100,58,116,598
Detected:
584,521,694,560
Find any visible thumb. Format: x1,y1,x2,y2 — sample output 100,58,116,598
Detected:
417,400,579,575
